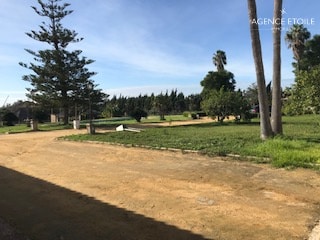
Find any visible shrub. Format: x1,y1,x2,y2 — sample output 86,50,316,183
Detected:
182,111,190,118
2,112,19,126
130,108,148,122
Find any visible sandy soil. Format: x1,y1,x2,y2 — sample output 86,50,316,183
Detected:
0,127,320,240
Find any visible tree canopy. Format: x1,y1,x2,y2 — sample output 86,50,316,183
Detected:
298,34,320,71
200,70,236,97
212,50,227,72
201,89,250,123
284,33,320,115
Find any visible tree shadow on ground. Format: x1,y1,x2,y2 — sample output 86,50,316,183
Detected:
0,166,208,240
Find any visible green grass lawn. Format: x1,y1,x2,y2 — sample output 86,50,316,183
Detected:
0,123,72,134
62,115,320,170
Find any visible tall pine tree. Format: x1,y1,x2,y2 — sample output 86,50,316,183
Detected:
20,0,102,124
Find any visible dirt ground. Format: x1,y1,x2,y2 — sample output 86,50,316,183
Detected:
0,126,320,240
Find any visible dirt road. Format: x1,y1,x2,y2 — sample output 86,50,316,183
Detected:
0,129,319,240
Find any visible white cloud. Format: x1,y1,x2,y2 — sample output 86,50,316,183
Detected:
0,91,28,105
96,43,208,77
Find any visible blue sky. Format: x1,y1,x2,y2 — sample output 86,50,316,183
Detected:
0,0,319,104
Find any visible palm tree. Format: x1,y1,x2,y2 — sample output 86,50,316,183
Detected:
285,24,311,69
247,0,273,140
271,0,283,135
212,50,227,72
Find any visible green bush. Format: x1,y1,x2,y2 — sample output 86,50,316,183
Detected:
182,111,190,118
2,112,19,126
130,108,148,122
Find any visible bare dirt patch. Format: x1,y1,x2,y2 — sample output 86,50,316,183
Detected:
0,129,320,240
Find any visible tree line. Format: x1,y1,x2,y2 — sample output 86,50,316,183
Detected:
103,91,201,121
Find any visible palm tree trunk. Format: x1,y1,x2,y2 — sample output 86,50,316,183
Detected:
271,0,283,135
247,0,273,140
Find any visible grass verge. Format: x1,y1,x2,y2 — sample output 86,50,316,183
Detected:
0,123,72,134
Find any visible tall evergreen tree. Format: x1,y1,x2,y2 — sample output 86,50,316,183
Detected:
20,0,102,124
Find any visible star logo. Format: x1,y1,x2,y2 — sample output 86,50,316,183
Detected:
280,8,287,15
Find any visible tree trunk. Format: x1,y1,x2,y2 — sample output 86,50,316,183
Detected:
63,106,69,125
160,114,165,121
61,89,69,125
247,0,273,140
271,0,283,135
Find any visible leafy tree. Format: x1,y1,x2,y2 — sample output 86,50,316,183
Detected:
168,89,178,114
247,0,273,140
232,90,252,121
103,95,123,118
200,70,236,97
285,24,311,70
154,92,169,120
174,92,186,113
33,108,50,123
201,89,250,123
20,0,104,124
201,89,232,123
243,83,259,106
286,65,320,114
298,35,320,71
130,108,148,122
142,94,153,114
212,50,227,72
282,87,304,115
244,82,272,109
3,100,33,122
2,111,19,126
125,97,136,116
284,33,320,115
186,94,202,112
